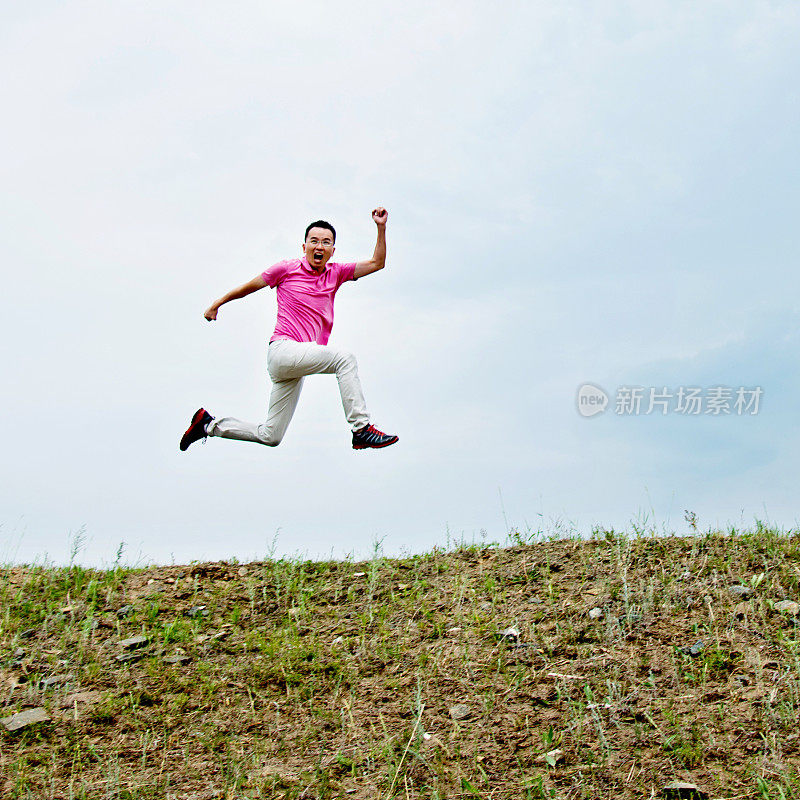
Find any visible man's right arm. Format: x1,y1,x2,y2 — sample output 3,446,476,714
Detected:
204,275,268,321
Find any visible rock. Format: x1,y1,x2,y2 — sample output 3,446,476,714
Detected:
287,608,300,617
681,641,705,657
774,600,800,616
163,654,191,665
116,605,134,618
186,605,209,618
39,673,74,690
588,607,604,620
447,627,462,635
353,572,366,578
536,748,564,765
238,567,247,577
498,627,520,643
60,691,102,708
479,601,492,612
449,704,472,720
331,636,344,647
12,647,25,660
115,652,146,663
118,635,149,650
729,585,752,598
662,781,708,799
1,707,51,732
679,571,692,581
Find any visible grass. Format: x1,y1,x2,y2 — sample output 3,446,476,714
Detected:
2,525,800,797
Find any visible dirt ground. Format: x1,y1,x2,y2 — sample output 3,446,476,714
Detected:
2,528,800,798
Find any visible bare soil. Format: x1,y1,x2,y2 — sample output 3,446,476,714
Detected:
2,529,800,798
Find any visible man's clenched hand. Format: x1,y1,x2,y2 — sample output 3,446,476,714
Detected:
372,207,388,226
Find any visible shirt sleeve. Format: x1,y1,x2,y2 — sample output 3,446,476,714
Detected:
333,262,357,288
261,260,292,287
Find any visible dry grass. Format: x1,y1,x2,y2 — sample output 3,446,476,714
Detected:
2,524,800,798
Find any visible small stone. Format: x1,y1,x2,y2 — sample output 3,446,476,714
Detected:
397,583,409,590
147,578,156,585
1,707,51,732
39,673,73,690
118,635,149,650
774,600,800,616
287,608,300,617
238,567,247,577
353,572,366,578
12,647,25,660
332,636,344,646
536,748,564,765
115,652,145,663
703,595,713,604
498,627,520,643
681,641,705,657
186,605,209,618
116,605,134,618
163,654,191,665
662,781,708,799
61,691,102,707
729,585,753,598
679,571,692,581
449,704,472,720
588,607,604,620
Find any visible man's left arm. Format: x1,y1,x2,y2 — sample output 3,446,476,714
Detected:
354,207,388,279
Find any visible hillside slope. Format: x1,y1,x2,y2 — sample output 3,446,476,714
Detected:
2,528,800,799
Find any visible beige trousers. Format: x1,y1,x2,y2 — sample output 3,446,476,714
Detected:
206,339,371,446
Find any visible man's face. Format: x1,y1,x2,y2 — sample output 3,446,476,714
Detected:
303,227,335,271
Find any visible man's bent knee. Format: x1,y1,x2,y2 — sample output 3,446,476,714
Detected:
257,427,284,447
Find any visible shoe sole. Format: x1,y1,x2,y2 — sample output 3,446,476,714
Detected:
353,436,399,450
180,408,208,451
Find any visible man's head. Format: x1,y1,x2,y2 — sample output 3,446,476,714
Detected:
303,220,336,271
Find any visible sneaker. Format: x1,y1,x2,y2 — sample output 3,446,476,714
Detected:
352,424,399,450
180,408,213,451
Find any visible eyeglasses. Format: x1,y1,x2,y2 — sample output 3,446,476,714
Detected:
307,238,333,247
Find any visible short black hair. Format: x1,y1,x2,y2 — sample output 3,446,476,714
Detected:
304,220,336,243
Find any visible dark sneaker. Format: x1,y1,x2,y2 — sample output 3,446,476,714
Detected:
352,424,398,450
180,408,213,451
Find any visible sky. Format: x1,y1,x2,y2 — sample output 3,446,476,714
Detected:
2,1,799,566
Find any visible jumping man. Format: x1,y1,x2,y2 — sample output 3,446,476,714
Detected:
179,207,398,452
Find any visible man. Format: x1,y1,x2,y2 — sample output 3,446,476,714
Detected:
179,207,398,452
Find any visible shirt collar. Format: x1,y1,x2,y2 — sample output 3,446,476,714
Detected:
301,256,326,275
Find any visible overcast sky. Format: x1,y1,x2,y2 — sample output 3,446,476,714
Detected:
2,1,799,566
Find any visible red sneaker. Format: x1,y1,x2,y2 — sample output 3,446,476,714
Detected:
352,424,398,450
180,408,213,451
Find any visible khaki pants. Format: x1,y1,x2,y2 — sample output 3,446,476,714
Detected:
207,339,371,446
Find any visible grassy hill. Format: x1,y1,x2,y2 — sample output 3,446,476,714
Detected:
2,526,800,799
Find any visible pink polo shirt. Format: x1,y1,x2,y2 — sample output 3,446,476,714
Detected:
261,257,357,346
